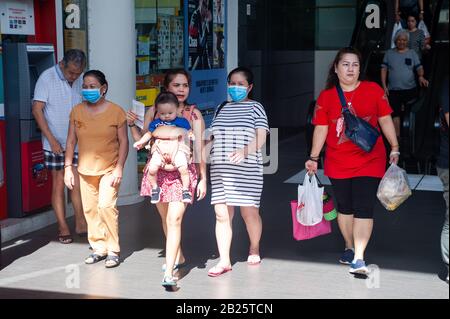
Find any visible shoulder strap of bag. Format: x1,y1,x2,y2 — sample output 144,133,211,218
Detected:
214,100,229,119
336,84,348,110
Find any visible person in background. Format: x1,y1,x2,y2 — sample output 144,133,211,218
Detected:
307,47,399,275
64,70,128,268
32,49,88,244
406,15,430,61
437,74,449,284
395,0,425,26
381,30,429,139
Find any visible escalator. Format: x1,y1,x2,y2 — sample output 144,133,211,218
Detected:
306,0,449,173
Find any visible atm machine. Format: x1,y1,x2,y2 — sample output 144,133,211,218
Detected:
2,43,55,217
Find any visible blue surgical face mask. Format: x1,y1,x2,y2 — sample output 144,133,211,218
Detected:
82,88,102,104
228,85,248,102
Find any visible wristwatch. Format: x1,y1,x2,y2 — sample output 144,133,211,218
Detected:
128,123,136,128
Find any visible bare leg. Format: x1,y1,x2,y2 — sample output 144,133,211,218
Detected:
214,204,235,267
338,213,355,250
353,218,374,261
164,202,187,278
178,165,190,191
51,170,70,236
156,202,184,264
240,206,262,256
71,169,87,234
147,165,159,190
156,203,169,238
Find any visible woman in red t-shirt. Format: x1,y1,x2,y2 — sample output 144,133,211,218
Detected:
305,47,400,275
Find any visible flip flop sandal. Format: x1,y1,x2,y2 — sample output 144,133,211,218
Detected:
162,262,187,272
247,255,261,265
85,254,107,264
161,275,178,287
207,266,232,277
58,234,73,244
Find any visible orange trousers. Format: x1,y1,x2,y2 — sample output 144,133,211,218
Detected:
79,173,120,255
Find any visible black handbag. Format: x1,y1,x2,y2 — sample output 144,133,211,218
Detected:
336,84,380,153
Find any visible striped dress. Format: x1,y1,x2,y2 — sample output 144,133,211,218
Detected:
210,100,269,208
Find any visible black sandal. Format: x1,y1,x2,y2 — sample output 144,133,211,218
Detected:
105,255,120,268
85,254,107,264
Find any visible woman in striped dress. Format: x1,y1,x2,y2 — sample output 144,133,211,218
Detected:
208,67,269,277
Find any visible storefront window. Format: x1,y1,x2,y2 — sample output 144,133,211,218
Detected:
315,0,357,50
135,0,185,107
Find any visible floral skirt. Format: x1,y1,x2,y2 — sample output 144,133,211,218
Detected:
140,162,198,204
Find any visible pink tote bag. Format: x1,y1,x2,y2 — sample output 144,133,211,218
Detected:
291,200,332,241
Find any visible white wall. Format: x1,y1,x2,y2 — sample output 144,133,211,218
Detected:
54,0,64,62
87,0,142,206
226,0,238,74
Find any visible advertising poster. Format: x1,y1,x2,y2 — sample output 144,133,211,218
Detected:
0,0,35,35
213,0,225,69
188,0,214,71
157,15,171,70
171,16,184,68
185,0,227,127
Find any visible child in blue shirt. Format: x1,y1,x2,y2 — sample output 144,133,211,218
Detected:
134,92,193,203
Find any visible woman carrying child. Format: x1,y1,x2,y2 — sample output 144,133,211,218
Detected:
127,69,207,286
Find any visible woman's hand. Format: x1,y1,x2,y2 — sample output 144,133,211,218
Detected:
126,110,138,127
133,141,145,150
305,160,318,175
418,76,429,88
196,178,207,201
110,166,123,188
64,167,75,190
229,148,246,164
389,148,400,165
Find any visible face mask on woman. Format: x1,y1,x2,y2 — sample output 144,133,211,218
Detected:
82,88,102,104
228,85,248,102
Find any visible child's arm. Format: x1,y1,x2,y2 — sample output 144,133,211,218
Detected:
133,131,152,150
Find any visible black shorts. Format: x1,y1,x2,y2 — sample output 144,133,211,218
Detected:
44,151,78,171
329,177,381,219
388,88,418,118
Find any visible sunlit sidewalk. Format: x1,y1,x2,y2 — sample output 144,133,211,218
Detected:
0,134,448,299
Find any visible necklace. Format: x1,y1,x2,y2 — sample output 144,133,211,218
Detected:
336,84,359,138
342,82,360,108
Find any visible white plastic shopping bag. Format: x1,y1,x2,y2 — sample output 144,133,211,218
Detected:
377,164,412,211
418,20,430,38
297,174,324,226
391,22,404,48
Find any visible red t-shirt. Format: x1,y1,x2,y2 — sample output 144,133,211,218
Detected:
313,81,393,179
